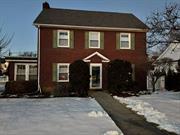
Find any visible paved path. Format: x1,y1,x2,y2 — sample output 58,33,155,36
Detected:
90,91,177,135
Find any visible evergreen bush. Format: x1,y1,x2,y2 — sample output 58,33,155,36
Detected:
107,59,133,94
69,60,90,97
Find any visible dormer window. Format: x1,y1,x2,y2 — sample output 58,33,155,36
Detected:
89,32,100,48
120,33,131,49
58,30,70,47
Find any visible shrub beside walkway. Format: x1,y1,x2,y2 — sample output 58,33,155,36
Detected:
89,91,177,135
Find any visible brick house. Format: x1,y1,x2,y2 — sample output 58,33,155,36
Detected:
34,2,148,93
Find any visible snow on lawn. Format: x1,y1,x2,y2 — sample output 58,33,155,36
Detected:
0,98,123,135
114,91,180,134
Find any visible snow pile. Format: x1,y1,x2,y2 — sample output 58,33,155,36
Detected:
88,111,108,117
114,92,180,134
104,130,123,135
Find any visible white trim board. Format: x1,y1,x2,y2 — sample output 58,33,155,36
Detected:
83,51,110,63
34,23,148,32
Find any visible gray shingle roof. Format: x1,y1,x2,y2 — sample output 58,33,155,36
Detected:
34,8,148,30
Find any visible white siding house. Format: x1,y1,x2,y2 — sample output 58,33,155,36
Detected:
147,42,180,90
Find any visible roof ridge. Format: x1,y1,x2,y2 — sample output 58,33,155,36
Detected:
47,7,133,15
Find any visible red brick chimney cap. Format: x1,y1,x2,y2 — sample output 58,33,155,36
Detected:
43,2,50,10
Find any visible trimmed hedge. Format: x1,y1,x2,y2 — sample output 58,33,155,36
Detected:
4,81,38,95
107,59,134,94
69,60,90,97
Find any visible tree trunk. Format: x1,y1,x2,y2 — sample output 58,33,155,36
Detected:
152,77,156,92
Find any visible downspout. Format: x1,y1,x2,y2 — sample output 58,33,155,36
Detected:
37,26,42,94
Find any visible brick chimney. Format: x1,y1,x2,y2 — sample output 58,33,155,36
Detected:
43,2,50,10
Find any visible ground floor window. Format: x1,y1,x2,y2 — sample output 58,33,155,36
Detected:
15,63,37,81
57,63,69,82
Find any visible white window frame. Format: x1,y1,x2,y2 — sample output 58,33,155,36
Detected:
120,33,131,49
14,63,37,81
57,63,70,82
57,30,70,48
89,32,100,48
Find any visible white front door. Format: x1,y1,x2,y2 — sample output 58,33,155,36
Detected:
90,63,102,89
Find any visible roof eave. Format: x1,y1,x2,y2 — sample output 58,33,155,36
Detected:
33,23,149,32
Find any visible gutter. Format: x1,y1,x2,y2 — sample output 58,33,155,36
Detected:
34,23,149,32
37,27,42,94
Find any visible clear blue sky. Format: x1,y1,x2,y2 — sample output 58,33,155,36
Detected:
0,0,179,53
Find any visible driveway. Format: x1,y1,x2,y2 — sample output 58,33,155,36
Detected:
90,91,177,135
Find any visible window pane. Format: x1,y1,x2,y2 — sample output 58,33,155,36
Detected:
59,73,68,80
17,65,25,75
29,75,37,80
89,32,99,40
121,41,129,48
59,32,68,39
29,65,37,80
16,75,25,81
59,39,68,46
59,65,68,73
90,40,99,47
29,65,37,75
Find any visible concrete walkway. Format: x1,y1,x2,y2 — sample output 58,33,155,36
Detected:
90,91,177,135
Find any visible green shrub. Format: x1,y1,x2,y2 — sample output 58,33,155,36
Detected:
107,59,133,94
69,60,90,97
4,81,37,95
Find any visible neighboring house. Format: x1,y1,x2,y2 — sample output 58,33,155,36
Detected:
5,56,37,81
147,42,180,90
34,2,148,93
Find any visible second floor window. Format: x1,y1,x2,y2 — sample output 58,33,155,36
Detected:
89,32,100,48
58,30,70,47
120,33,131,49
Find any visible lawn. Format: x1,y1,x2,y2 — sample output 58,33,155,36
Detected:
0,97,123,135
114,91,180,134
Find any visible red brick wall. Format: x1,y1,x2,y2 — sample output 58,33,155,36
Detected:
40,27,147,90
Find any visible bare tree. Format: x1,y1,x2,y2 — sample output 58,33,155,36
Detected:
0,26,13,57
19,51,37,57
146,2,180,53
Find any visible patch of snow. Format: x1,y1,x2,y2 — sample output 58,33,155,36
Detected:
88,111,108,117
114,91,180,134
0,98,123,135
104,130,123,135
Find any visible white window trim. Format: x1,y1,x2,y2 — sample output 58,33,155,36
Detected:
89,32,100,48
57,63,70,82
90,63,102,89
120,33,131,49
14,63,37,81
57,30,70,48
83,51,110,63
